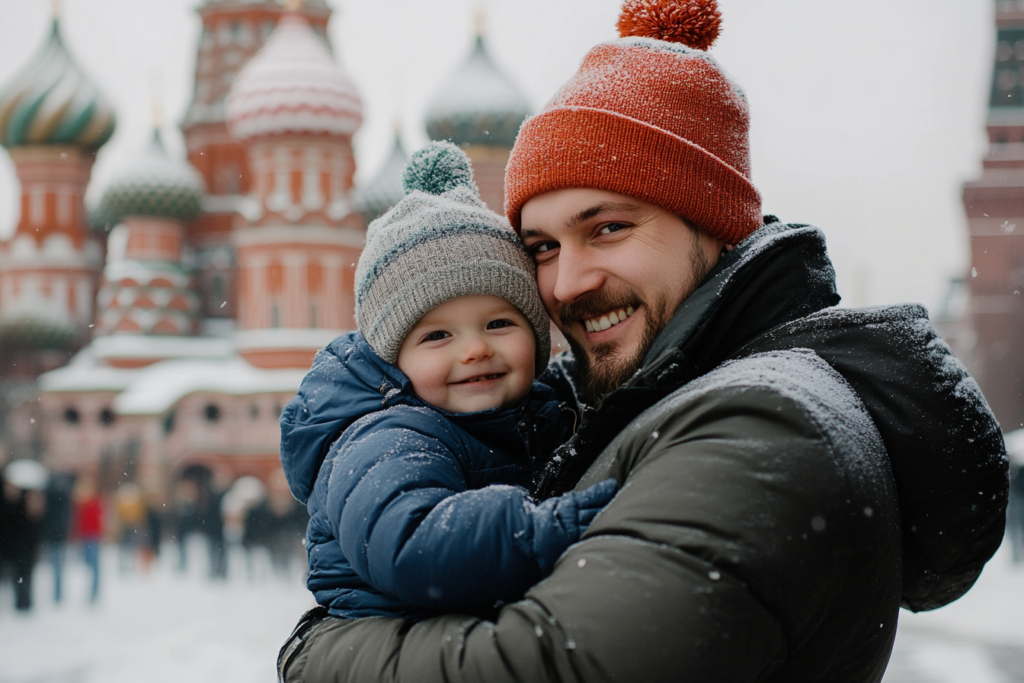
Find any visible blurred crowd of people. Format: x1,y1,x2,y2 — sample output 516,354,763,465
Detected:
0,462,307,613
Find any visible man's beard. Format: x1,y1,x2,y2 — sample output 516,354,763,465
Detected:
556,235,713,406
560,291,669,406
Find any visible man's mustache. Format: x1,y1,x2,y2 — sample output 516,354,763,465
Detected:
558,292,644,327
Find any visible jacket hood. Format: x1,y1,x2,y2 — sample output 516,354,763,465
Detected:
538,219,1007,612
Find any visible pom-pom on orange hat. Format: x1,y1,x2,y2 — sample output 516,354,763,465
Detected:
504,0,762,245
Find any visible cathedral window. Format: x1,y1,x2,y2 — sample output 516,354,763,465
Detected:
29,189,45,225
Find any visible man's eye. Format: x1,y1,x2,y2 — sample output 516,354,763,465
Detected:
422,331,449,342
598,222,627,235
487,319,514,330
532,241,557,254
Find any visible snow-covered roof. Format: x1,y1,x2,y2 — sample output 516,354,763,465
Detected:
113,357,305,416
353,133,408,223
91,334,234,364
424,36,531,148
40,341,305,415
40,347,142,393
226,12,361,141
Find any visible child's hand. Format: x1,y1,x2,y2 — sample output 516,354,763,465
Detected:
570,478,618,530
531,478,617,574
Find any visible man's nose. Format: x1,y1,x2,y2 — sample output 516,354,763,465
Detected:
551,243,604,306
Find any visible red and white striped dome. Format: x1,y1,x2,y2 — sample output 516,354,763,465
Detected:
226,13,362,141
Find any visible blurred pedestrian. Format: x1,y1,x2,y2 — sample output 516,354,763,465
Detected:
2,476,45,611
173,479,199,573
114,482,146,573
73,477,104,603
140,488,164,573
202,482,227,580
42,471,75,603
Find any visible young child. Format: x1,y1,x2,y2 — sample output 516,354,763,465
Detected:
280,142,616,620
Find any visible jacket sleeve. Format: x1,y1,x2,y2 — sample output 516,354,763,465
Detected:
298,354,903,683
327,415,612,612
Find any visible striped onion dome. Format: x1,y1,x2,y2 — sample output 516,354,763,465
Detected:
0,20,116,150
226,12,362,141
97,130,204,224
425,36,530,148
353,133,408,223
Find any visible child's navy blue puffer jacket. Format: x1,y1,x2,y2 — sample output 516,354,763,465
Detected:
280,331,615,619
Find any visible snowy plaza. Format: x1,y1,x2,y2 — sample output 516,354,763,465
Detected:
0,541,1022,683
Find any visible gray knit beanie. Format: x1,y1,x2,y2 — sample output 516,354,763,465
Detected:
354,141,550,376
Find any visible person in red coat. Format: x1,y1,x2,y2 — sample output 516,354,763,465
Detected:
73,478,104,603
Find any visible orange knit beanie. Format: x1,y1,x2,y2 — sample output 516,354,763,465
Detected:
504,0,762,245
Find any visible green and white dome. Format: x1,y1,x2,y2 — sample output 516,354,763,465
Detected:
424,35,531,148
0,19,116,149
98,130,205,224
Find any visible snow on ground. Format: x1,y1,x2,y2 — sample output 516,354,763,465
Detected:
883,544,1024,683
1,538,1022,682
0,538,315,683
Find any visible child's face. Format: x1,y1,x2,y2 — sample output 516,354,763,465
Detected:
397,294,536,414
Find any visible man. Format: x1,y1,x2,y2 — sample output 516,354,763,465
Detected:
279,1,1008,680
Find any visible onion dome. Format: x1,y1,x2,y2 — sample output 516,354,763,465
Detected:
0,19,116,150
226,12,362,141
424,35,531,148
97,130,204,224
353,133,408,223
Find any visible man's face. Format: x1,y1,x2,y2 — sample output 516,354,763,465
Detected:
520,188,723,404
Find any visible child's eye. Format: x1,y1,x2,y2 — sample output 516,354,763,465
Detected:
487,319,514,330
421,330,450,343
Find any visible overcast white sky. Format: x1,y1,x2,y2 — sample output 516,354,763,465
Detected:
0,0,994,311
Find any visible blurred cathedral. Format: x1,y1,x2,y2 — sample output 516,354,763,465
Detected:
0,0,531,495
955,0,1024,432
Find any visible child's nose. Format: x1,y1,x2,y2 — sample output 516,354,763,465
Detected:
460,335,493,363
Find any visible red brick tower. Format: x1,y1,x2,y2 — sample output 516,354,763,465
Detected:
963,1,1024,428
226,7,363,369
0,17,116,372
181,0,333,323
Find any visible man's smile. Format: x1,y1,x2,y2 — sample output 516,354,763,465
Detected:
583,306,636,333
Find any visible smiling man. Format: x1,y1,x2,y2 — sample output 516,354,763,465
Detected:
279,2,1007,682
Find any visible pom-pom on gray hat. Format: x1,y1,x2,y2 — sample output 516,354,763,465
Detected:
354,141,550,376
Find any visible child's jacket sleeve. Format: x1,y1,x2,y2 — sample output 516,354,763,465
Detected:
325,408,615,613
